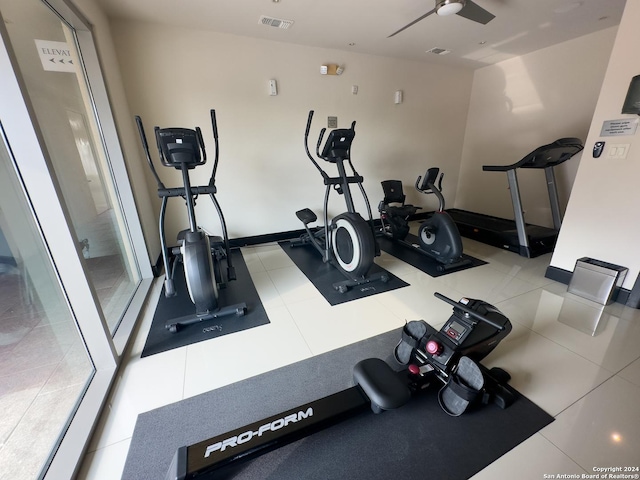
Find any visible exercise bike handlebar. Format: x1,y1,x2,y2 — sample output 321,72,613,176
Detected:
415,171,445,212
415,171,443,194
434,292,506,331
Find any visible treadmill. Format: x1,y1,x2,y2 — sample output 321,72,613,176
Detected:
448,138,584,258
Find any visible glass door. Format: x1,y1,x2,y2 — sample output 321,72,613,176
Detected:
0,126,95,479
0,0,140,335
0,0,154,478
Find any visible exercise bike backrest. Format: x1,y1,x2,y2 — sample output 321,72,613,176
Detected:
415,167,446,212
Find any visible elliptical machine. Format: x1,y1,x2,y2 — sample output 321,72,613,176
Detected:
290,110,388,293
136,110,247,333
379,167,471,272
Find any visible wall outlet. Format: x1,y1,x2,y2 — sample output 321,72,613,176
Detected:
328,116,338,128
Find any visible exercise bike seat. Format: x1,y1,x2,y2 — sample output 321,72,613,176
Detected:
353,358,411,413
380,180,419,218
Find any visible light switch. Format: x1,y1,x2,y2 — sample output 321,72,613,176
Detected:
609,144,630,159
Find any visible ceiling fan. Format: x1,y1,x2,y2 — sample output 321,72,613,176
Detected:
388,0,495,38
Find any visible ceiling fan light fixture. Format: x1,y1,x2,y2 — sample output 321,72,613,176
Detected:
436,0,465,16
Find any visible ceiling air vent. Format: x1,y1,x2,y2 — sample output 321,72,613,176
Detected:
426,47,451,55
259,15,294,29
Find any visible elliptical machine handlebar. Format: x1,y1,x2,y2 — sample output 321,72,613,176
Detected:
304,110,327,179
136,114,223,188
304,110,360,180
210,109,220,183
135,115,165,190
316,128,326,159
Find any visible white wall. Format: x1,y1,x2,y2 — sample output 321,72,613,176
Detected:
551,0,640,290
109,20,474,249
456,27,617,228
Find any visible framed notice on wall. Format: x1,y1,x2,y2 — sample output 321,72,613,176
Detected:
600,118,639,137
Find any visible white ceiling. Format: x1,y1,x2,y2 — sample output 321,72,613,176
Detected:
95,0,627,69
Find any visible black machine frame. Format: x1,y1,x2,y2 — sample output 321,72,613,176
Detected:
290,110,388,292
448,138,584,258
136,110,247,332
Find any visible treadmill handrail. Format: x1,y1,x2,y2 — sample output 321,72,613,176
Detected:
482,138,583,172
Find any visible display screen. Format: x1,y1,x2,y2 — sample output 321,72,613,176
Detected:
449,320,466,335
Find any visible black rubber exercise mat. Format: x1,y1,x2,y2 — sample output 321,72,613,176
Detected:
277,240,409,305
123,328,553,480
140,249,269,358
377,233,487,277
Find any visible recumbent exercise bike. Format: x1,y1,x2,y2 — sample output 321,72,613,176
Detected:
379,167,471,272
290,110,388,293
136,110,247,333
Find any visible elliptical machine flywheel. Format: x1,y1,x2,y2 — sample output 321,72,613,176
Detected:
135,110,247,333
290,110,388,293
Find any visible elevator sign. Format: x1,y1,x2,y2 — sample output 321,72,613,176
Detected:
35,40,75,73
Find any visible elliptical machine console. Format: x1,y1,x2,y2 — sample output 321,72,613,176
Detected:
291,111,388,293
136,111,247,333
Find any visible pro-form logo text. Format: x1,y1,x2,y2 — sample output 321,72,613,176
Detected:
203,408,314,458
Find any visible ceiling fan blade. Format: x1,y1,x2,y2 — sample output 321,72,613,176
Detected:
456,0,495,24
388,8,436,38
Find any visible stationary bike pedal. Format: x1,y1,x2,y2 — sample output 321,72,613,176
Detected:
296,208,317,225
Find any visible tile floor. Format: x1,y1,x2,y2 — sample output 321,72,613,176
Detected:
78,235,640,480
0,248,134,480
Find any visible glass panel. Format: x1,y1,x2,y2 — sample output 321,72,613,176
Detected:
0,129,95,478
0,0,140,334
